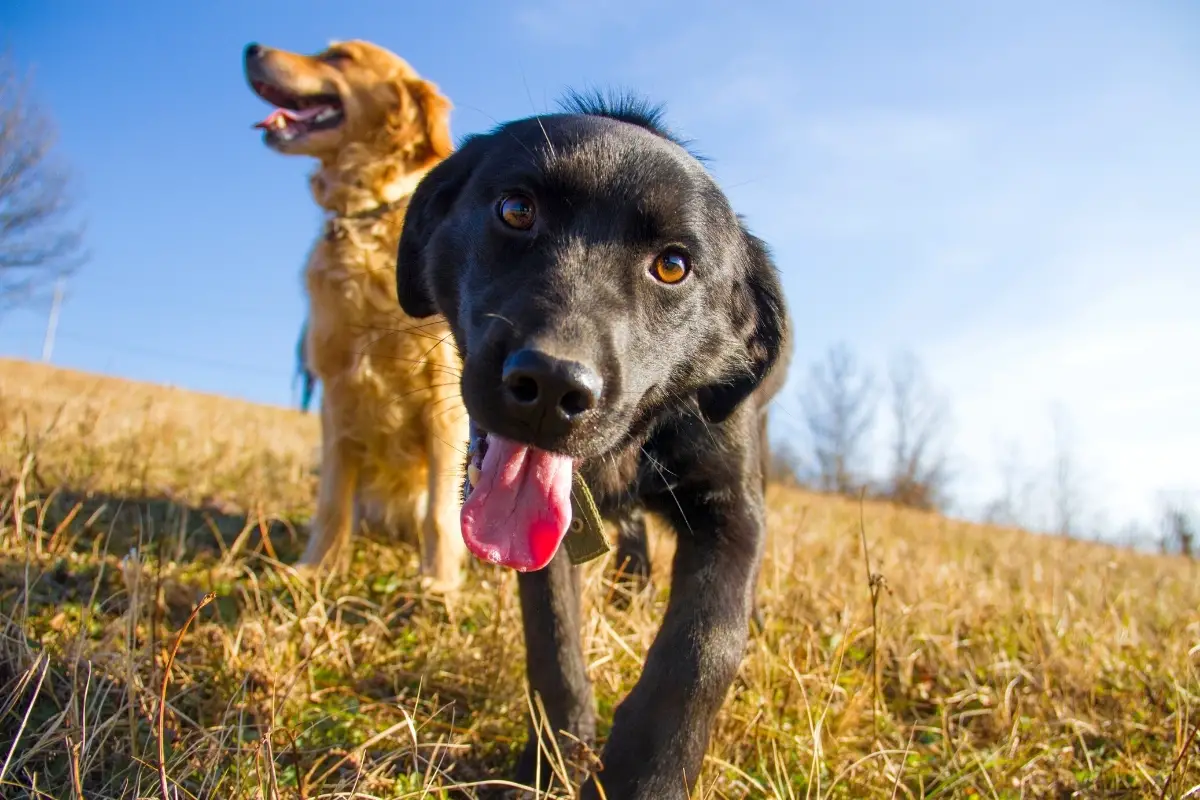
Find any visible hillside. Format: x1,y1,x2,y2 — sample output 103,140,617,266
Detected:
0,356,1197,799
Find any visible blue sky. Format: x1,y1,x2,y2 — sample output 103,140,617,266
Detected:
3,1,1198,534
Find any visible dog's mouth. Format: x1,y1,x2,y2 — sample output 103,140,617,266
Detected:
250,80,344,143
461,422,575,572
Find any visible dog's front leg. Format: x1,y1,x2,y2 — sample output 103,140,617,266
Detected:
514,548,596,790
420,408,468,592
583,484,763,799
299,399,360,571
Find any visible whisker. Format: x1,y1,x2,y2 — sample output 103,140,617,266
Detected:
433,408,471,427
520,72,557,163
535,115,556,162
642,444,694,538
354,321,454,346
432,391,466,406
357,315,452,334
424,394,468,415
355,317,456,341
383,382,464,410
407,330,456,381
345,349,463,377
483,312,517,331
370,314,452,334
427,431,469,458
456,102,541,162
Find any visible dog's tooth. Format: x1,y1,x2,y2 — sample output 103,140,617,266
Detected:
467,463,481,488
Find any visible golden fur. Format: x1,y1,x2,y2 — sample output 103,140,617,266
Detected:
245,40,467,590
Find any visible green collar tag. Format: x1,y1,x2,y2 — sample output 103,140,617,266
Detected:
564,474,610,566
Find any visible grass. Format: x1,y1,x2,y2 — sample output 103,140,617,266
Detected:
0,354,1197,799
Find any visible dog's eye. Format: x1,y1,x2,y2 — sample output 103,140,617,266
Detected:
651,251,690,284
320,51,352,65
498,194,536,230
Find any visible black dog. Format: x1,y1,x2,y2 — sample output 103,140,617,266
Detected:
396,92,791,799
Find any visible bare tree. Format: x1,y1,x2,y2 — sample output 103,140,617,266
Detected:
1157,493,1196,558
885,350,953,511
799,342,877,495
765,439,805,488
0,51,86,311
1114,520,1152,551
982,439,1038,529
1161,510,1195,558
1049,404,1081,537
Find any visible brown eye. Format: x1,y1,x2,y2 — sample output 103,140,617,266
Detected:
652,250,690,284
320,50,352,65
498,194,536,230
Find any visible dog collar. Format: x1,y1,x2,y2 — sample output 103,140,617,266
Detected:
323,198,407,241
339,197,407,221
565,474,610,565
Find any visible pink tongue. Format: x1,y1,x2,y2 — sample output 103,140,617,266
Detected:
461,435,574,572
253,106,324,130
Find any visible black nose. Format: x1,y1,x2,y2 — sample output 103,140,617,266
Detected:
244,43,263,61
502,349,602,429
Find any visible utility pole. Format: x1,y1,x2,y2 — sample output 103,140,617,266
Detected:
41,275,66,362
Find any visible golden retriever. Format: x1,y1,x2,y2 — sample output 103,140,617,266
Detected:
243,39,467,591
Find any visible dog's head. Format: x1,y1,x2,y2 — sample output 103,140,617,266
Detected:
397,92,788,572
243,39,452,164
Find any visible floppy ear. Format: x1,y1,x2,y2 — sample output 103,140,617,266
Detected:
396,136,483,318
697,230,789,424
406,78,454,160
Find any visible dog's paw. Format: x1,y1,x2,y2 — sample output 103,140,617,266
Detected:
419,573,463,595
292,544,350,580
290,558,323,576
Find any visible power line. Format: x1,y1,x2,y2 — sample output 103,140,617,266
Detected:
3,323,294,381
41,276,67,362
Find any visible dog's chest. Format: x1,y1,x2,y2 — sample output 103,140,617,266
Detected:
584,426,695,516
304,222,406,342
310,222,398,287
303,218,461,426
322,214,399,250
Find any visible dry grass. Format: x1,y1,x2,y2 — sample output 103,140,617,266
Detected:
0,355,1197,799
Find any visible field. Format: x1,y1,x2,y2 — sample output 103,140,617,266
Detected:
0,355,1197,799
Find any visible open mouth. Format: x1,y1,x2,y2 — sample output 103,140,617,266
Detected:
461,422,575,572
250,80,344,142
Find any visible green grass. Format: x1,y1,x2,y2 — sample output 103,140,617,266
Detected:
1,356,1197,798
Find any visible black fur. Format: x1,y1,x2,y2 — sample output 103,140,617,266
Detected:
556,89,699,157
397,93,792,799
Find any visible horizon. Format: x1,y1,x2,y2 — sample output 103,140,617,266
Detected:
2,1,1197,539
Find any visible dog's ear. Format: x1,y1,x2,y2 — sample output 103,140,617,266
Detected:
406,78,454,160
697,230,789,424
396,136,483,318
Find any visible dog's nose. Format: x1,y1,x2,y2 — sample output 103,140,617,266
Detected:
502,349,602,428
244,43,263,61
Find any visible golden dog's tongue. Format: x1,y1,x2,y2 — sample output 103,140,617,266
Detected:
253,107,324,130
460,434,574,572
